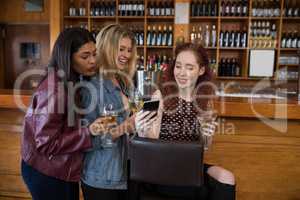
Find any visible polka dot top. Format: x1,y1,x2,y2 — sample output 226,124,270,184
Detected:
160,97,201,142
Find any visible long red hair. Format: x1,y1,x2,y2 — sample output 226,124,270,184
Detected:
160,42,216,113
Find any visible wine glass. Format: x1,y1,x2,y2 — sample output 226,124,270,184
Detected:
100,103,118,147
129,89,144,114
197,111,218,151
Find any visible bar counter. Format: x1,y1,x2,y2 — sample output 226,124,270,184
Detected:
1,89,300,119
0,90,300,200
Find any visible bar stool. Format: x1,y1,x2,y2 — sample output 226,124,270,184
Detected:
128,137,204,200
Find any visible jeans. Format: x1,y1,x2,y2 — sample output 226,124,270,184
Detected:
21,160,79,200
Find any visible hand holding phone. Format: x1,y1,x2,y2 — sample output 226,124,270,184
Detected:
135,110,158,137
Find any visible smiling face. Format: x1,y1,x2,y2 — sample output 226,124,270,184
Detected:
173,50,205,93
72,41,97,76
116,37,133,70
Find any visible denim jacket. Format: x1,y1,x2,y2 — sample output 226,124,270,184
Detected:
80,76,129,190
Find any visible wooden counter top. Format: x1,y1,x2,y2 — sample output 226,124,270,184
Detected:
1,90,300,119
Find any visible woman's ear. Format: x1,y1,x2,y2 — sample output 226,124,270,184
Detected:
198,66,205,76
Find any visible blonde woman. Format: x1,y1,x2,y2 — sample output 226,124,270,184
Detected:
80,24,138,200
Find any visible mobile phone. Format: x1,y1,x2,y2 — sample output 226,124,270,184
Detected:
142,100,159,111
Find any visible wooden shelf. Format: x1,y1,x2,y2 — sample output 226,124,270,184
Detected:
221,16,249,20
90,16,116,19
147,16,174,19
249,48,278,50
118,16,145,19
147,46,174,49
282,17,300,21
280,48,300,51
219,47,248,50
250,17,281,20
64,16,88,19
137,46,145,48
205,47,217,50
279,64,300,67
190,16,218,20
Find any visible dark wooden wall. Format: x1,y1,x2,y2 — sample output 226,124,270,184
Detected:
4,24,50,89
0,0,49,24
0,25,5,89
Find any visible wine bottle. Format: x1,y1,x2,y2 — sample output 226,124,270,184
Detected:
167,25,173,46
151,25,157,46
147,26,152,46
69,0,77,16
211,25,217,47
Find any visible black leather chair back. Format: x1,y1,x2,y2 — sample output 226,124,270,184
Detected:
129,137,204,187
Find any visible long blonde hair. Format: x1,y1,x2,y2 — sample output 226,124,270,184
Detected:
96,24,137,88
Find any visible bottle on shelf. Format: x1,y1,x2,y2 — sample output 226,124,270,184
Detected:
146,54,172,72
281,31,300,49
162,25,168,46
204,25,210,47
211,0,218,16
110,1,116,16
293,0,299,17
197,26,204,45
160,0,166,16
225,1,231,16
190,26,197,43
155,1,160,16
292,31,298,48
69,0,77,16
236,0,242,16
231,0,236,16
136,55,145,71
219,29,224,47
148,1,155,16
242,0,248,16
191,24,216,47
241,27,247,48
218,57,241,77
157,25,163,46
220,0,225,16
79,0,86,16
90,0,95,16
147,25,152,46
211,25,217,47
284,0,299,17
131,26,144,46
274,0,281,17
220,27,247,48
281,32,287,48
146,24,173,47
285,32,292,48
151,25,157,46
167,25,173,46
94,0,100,16
250,20,277,48
147,0,173,16
191,0,197,16
100,0,105,16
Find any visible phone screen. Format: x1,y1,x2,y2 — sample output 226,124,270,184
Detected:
142,100,159,111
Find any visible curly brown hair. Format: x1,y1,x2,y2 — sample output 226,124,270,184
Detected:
160,42,216,113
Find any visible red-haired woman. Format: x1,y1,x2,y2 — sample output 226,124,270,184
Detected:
135,42,236,200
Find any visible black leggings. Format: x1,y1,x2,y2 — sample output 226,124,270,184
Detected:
21,160,79,200
81,181,127,200
130,164,235,200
